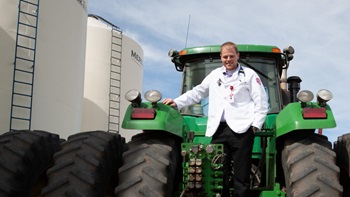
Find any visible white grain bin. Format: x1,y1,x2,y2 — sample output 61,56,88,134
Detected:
82,16,143,141
0,0,88,139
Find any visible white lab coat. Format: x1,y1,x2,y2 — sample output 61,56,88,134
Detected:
174,65,268,137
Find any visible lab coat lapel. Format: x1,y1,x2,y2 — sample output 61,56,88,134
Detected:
216,67,226,94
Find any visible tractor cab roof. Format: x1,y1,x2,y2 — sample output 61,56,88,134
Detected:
173,44,286,73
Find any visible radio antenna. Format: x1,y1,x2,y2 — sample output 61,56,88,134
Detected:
185,15,191,48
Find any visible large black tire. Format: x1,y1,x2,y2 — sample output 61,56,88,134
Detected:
0,130,60,197
282,133,343,197
334,133,350,197
115,131,181,197
42,131,124,197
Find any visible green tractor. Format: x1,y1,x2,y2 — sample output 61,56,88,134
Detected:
1,44,348,197
115,44,346,196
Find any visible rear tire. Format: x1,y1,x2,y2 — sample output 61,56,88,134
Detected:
0,130,60,197
334,133,350,197
281,133,343,197
115,131,181,197
42,131,124,197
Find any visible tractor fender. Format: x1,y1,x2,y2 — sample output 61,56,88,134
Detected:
275,102,336,138
122,103,189,138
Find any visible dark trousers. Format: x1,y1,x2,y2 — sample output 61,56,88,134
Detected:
211,122,255,197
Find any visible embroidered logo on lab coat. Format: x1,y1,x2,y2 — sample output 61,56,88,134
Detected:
256,78,261,85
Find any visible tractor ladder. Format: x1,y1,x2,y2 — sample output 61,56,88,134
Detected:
10,0,40,131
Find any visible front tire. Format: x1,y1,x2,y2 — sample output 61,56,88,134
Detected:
282,133,343,197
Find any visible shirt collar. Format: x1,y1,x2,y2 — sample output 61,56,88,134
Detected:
222,64,240,77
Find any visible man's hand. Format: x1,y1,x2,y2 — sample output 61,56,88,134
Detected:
251,126,259,133
162,98,177,108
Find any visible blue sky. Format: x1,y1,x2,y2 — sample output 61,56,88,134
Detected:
88,0,350,143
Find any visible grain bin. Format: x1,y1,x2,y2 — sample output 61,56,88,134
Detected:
82,15,143,141
0,0,88,139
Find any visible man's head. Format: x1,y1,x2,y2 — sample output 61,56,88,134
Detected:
220,42,239,71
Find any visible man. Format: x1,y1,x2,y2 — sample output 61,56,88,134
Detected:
163,41,268,197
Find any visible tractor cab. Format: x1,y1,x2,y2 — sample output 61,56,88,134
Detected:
169,44,293,117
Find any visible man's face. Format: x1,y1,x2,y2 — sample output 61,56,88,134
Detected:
220,46,239,71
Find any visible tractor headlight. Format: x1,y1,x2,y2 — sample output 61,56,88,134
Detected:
297,90,314,103
168,49,179,57
144,90,162,103
125,89,142,107
145,90,162,108
317,89,333,107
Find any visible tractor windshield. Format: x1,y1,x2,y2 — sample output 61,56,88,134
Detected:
180,56,281,116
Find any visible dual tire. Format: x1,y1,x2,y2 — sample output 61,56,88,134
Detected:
115,131,181,197
334,133,350,197
42,131,125,197
0,130,60,197
0,130,125,197
282,133,343,197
